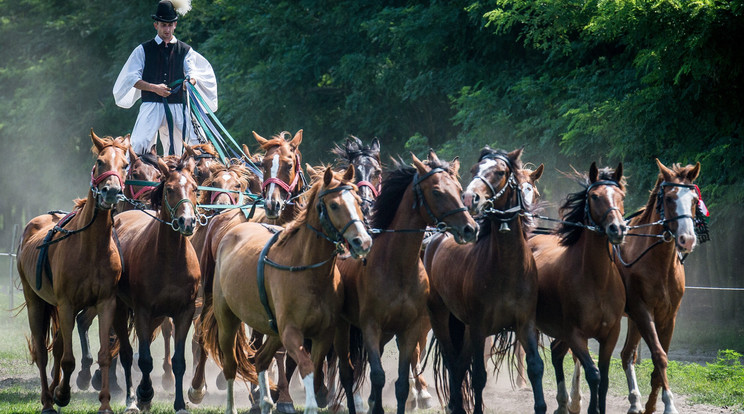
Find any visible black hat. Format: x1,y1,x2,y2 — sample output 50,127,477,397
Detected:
152,1,178,22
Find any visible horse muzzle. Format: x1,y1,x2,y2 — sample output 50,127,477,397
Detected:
96,186,122,209
452,222,479,245
606,221,627,245
346,230,373,259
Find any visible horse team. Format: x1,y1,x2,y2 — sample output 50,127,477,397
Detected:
17,129,704,414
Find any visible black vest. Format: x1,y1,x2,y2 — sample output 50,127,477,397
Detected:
141,39,191,104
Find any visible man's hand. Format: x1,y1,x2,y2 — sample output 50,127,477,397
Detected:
151,83,171,97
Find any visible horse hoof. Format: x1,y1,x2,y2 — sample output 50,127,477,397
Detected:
216,371,227,390
276,402,297,413
136,400,151,412
41,407,58,414
91,369,103,391
76,370,92,390
315,388,329,408
53,386,71,407
124,406,140,414
406,397,416,411
162,373,175,390
176,409,190,414
188,385,207,404
418,394,434,410
98,409,115,414
136,384,155,405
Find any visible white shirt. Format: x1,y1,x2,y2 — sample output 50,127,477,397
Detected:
113,35,218,111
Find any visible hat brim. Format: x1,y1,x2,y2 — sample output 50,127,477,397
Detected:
152,15,178,22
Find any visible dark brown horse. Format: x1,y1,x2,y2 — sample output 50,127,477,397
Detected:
112,151,201,413
188,131,307,406
17,130,130,414
529,162,627,414
201,165,373,414
423,147,547,414
617,159,702,414
335,150,478,414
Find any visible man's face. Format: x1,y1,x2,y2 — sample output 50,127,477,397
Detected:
154,21,177,41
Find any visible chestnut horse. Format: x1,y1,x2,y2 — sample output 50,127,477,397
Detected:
423,147,547,414
17,130,130,414
75,145,163,393
112,152,201,413
188,131,306,405
335,151,478,414
201,166,373,414
616,159,702,414
529,162,627,414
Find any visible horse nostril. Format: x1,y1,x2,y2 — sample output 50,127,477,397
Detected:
619,224,627,234
464,224,477,240
351,237,362,248
608,224,618,235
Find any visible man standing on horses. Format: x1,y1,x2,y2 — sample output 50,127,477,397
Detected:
113,0,218,156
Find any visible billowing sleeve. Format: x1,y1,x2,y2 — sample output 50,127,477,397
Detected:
184,49,218,112
113,46,145,109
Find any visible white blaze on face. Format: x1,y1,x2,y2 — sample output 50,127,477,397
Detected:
221,173,231,182
340,191,368,240
465,158,498,196
267,153,280,197
674,186,697,239
520,182,535,207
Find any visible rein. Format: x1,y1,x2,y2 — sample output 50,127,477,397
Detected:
256,185,361,333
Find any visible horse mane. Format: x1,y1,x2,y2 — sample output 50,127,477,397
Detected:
150,158,194,211
193,143,218,157
370,156,451,232
631,162,694,225
90,135,129,154
331,136,381,168
197,163,251,204
259,132,298,151
557,166,626,246
137,152,160,168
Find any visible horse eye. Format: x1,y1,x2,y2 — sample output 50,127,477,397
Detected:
590,194,599,201
329,202,339,210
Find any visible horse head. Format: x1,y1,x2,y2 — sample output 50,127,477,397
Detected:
90,129,130,210
199,163,251,207
332,136,382,217
190,143,220,185
125,145,161,203
463,146,524,215
655,158,702,254
314,165,373,258
154,148,199,235
586,162,627,245
241,143,265,194
411,150,478,244
254,130,304,219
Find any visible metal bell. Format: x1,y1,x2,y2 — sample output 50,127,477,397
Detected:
499,221,510,233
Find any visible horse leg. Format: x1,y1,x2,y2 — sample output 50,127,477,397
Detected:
324,347,339,406
310,332,335,413
52,302,76,409
75,307,96,390
427,295,465,414
49,328,62,398
655,321,680,414
94,297,117,413
598,323,621,414
406,339,420,411
515,342,528,389
161,317,175,390
274,347,297,413
254,336,285,414
188,311,210,404
22,282,56,413
279,327,320,414
633,311,673,414
621,318,644,414
567,355,582,414
569,340,601,414
171,309,195,413
362,324,386,414
214,304,244,414
516,323,546,414
134,310,156,412
550,339,571,414
333,320,359,414
112,301,137,413
413,328,433,409
468,330,487,414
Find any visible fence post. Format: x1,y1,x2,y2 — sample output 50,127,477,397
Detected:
8,224,18,309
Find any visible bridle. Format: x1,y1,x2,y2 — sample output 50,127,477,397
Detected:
261,152,302,196
90,160,125,209
125,165,157,201
476,153,525,231
412,167,468,231
162,172,208,230
584,180,623,232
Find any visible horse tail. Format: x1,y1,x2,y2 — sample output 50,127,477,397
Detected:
430,315,475,412
488,330,517,387
199,293,258,385
349,324,367,391
26,305,59,364
430,334,448,409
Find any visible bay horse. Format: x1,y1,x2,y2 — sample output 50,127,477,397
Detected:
112,150,201,413
423,147,547,414
188,130,307,406
616,159,702,414
529,162,627,414
76,145,163,393
201,165,373,414
335,150,478,414
17,130,130,414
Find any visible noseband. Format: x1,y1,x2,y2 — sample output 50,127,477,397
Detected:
262,152,302,195
412,167,467,230
90,163,124,207
313,185,364,247
656,182,709,243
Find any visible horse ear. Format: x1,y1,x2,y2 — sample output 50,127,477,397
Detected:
370,138,381,153
90,128,105,152
655,158,674,181
613,162,624,183
427,148,440,164
121,134,131,150
157,157,170,177
687,162,701,182
253,131,269,147
346,137,360,152
507,147,523,164
323,165,334,186
531,164,545,182
181,146,197,173
242,144,252,159
450,157,461,176
305,163,319,182
128,146,139,163
589,162,599,183
149,144,158,156
343,164,355,182
289,129,303,150
411,152,427,174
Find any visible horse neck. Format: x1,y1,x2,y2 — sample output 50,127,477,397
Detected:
377,184,428,263
573,229,619,287
280,213,338,273
485,216,529,256
78,191,114,248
